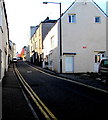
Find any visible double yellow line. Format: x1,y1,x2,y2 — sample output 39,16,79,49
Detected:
14,64,58,120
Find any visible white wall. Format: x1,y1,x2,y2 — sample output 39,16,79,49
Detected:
61,1,106,73
43,22,60,72
0,1,9,81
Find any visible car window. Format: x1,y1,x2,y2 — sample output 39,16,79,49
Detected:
13,58,16,60
100,60,108,68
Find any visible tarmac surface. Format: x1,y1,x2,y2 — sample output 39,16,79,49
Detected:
28,62,108,92
2,62,108,120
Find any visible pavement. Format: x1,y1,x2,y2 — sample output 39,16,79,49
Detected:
2,63,35,120
1,62,108,120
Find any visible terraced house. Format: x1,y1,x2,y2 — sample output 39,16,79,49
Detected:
0,0,9,81
27,17,57,66
43,0,108,73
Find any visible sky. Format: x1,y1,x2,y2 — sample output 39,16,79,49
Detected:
4,0,108,53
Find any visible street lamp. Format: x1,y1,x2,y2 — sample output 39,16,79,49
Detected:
43,2,62,73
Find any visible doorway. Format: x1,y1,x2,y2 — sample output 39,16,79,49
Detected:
94,53,105,72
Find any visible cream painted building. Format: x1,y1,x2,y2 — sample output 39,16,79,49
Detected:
8,40,16,64
0,0,9,81
43,0,107,73
28,17,57,66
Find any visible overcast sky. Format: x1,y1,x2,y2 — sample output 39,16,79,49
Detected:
4,0,107,53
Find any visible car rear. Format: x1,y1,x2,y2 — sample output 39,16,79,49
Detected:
12,57,17,63
98,58,108,83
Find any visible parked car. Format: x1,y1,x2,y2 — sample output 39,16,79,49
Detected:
17,57,23,60
98,58,108,83
12,57,17,63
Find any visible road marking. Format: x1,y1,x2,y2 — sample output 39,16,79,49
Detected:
27,71,32,73
14,64,58,120
20,84,40,120
13,69,39,120
25,63,108,94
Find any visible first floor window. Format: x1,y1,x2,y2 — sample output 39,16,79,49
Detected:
68,14,76,23
95,16,101,23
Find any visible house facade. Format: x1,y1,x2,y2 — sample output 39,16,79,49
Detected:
28,17,57,66
43,0,107,73
43,22,60,71
8,40,16,64
0,0,9,81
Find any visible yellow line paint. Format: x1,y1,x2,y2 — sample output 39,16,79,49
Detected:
14,64,58,120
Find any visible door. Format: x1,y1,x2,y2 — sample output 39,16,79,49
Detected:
65,56,74,72
94,54,103,72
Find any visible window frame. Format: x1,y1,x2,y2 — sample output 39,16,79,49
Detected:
68,14,76,23
95,16,101,23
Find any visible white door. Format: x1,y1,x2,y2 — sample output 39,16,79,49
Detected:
65,56,74,72
94,54,103,72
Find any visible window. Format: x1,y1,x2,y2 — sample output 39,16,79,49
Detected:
39,39,41,49
68,14,76,23
95,16,101,23
51,36,55,48
35,41,38,49
0,6,3,32
0,7,2,27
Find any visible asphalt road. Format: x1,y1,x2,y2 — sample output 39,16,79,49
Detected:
16,61,108,120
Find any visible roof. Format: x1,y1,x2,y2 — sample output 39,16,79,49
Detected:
60,0,108,19
30,26,39,38
41,17,57,23
92,0,108,17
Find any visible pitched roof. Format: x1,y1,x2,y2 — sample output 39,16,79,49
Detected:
92,0,108,17
61,0,107,19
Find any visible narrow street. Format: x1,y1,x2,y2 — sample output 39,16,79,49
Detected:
3,61,108,120
1,0,108,120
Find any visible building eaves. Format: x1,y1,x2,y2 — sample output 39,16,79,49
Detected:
60,1,76,19
92,0,108,17
41,19,57,23
58,0,108,21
